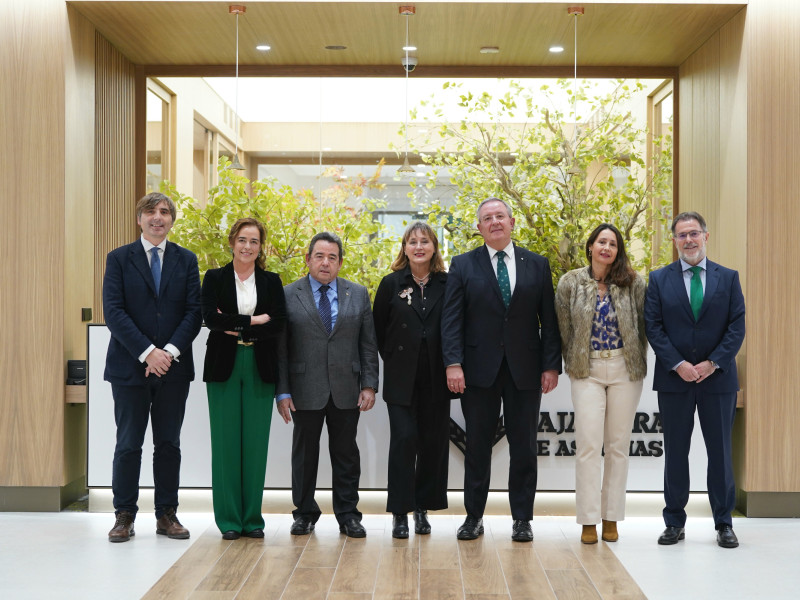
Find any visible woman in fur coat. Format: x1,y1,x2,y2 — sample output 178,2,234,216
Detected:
555,223,647,545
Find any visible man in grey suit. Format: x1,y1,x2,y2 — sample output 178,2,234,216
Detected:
277,232,379,538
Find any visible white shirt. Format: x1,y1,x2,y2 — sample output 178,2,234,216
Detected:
235,270,257,316
486,241,517,294
137,235,180,363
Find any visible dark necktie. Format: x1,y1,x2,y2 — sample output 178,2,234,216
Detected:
689,265,703,319
318,284,332,335
150,247,161,295
495,250,511,308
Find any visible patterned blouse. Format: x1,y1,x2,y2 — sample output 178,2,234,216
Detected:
590,292,624,350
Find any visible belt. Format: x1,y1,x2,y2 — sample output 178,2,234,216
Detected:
237,340,254,347
588,347,624,359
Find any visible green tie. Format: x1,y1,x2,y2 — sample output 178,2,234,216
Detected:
689,265,703,320
496,250,511,308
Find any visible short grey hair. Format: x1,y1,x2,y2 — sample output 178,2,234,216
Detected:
671,211,708,235
476,197,513,223
136,192,176,222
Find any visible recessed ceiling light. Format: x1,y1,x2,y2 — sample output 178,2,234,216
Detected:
325,45,347,51
479,46,500,54
256,44,271,51
402,45,417,52
549,45,564,53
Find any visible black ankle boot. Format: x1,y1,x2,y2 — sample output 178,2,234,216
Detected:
392,513,409,539
413,509,431,534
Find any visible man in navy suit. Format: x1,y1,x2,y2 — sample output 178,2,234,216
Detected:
645,211,745,549
103,192,202,543
442,197,562,542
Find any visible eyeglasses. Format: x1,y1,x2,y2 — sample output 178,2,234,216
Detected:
674,230,704,241
480,213,508,225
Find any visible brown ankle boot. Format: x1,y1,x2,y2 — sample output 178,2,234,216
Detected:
581,524,598,544
601,519,618,542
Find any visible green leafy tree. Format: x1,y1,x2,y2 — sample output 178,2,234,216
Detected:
165,158,394,296
409,79,673,282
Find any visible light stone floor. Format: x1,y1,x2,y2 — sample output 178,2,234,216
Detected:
1,491,798,600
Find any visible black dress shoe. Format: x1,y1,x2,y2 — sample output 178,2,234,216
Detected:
290,516,315,536
222,530,241,540
657,526,685,545
339,518,367,538
457,516,484,540
716,524,739,548
244,528,264,538
413,509,431,535
392,514,409,539
511,519,533,542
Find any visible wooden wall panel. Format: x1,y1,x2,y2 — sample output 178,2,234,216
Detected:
0,0,66,487
744,0,800,492
94,33,137,323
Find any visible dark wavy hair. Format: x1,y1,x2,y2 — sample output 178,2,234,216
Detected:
228,217,267,271
585,223,636,287
390,221,446,273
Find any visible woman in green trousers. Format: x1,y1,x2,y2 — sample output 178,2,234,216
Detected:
202,218,286,539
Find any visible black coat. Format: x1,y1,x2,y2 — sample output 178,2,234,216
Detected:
441,244,562,390
372,268,454,405
201,262,287,383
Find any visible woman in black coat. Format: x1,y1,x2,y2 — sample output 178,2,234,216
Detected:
372,221,454,539
202,218,286,540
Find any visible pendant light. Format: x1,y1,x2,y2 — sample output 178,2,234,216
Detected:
229,4,246,171
566,6,584,176
397,5,416,175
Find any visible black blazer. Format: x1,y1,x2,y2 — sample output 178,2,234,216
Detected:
373,268,454,405
103,240,202,386
441,244,562,390
201,262,287,384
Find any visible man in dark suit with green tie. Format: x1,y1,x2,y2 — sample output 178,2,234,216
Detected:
645,211,746,548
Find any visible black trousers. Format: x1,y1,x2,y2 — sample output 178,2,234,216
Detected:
291,397,361,525
111,378,190,518
461,358,541,521
386,343,451,514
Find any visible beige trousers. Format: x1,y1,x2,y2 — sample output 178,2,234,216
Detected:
570,355,643,525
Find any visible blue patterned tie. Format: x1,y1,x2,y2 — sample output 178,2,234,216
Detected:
150,247,161,295
318,284,332,335
689,266,703,320
496,250,511,308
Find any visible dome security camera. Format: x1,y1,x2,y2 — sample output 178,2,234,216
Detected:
401,56,418,72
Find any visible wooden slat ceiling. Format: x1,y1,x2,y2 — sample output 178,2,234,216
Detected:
69,1,746,73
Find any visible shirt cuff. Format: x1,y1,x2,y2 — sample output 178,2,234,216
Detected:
164,343,181,361
671,360,685,371
139,344,156,363
276,393,292,403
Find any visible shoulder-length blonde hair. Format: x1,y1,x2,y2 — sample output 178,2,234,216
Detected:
228,217,267,271
390,221,445,273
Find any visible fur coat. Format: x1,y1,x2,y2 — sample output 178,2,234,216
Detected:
555,266,647,381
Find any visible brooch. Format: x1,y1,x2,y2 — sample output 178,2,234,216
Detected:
399,287,413,305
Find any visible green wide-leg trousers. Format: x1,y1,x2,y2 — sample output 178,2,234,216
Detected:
207,346,274,534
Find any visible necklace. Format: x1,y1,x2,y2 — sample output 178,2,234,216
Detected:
412,271,430,285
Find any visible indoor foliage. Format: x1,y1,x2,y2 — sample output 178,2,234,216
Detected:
165,158,393,294
407,78,673,282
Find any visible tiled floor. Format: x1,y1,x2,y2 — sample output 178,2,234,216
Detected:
1,492,798,599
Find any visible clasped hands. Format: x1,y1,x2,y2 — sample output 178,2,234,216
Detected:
220,308,271,337
144,348,173,377
676,360,716,383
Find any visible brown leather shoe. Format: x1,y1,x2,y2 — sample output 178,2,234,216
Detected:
601,520,618,542
109,511,135,543
156,507,190,539
581,524,598,544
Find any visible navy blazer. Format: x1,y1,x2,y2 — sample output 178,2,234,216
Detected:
644,259,745,393
201,262,287,384
372,268,454,405
441,244,562,390
103,239,202,386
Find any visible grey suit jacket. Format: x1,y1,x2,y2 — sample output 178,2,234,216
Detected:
277,275,379,410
